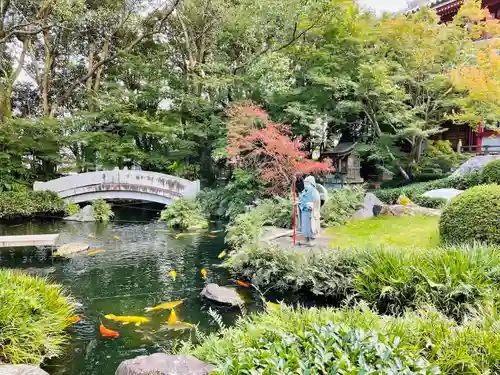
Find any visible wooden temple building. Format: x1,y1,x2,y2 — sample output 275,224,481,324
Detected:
407,0,500,155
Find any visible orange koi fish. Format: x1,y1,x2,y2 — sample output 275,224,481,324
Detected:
205,234,217,238
235,280,249,288
100,322,119,338
69,316,81,323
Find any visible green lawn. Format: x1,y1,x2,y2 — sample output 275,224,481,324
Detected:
327,215,440,250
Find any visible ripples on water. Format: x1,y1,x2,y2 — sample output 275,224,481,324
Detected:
0,205,255,375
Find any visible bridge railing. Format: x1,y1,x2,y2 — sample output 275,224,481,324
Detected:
34,168,200,204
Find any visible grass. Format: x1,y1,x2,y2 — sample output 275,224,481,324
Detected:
0,269,74,364
181,303,500,375
327,215,440,250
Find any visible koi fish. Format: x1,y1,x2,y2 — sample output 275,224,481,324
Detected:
145,300,183,312
88,233,95,238
267,302,281,309
205,234,217,238
69,316,81,323
201,268,207,280
88,250,105,256
164,321,193,331
211,230,222,233
52,251,60,256
113,235,120,240
217,251,226,259
100,322,119,337
169,270,177,281
104,314,150,326
235,280,249,287
167,309,177,324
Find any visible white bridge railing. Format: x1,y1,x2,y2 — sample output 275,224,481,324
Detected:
33,168,200,205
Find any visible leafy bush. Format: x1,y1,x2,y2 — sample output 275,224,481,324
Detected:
413,195,447,209
413,140,470,180
0,190,65,219
225,245,359,297
213,322,437,375
0,269,74,364
482,160,500,184
440,184,500,245
159,198,208,230
184,303,500,375
197,169,262,221
354,245,500,319
91,199,114,222
65,202,80,216
321,187,364,226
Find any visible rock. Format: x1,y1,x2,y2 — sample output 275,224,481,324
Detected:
352,193,384,219
57,242,90,256
451,155,500,177
24,267,56,276
115,354,215,375
380,204,440,217
0,365,49,375
201,283,244,306
64,205,94,222
422,188,464,201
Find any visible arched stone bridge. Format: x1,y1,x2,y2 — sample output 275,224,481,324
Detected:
33,168,200,205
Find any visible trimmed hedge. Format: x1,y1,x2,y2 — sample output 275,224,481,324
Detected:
413,196,448,209
439,184,500,245
482,160,500,184
0,191,65,220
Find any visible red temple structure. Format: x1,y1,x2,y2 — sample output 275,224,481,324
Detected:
408,0,500,154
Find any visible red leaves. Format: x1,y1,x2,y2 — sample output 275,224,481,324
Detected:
227,104,334,195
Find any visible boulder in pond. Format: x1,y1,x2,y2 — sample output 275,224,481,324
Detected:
422,188,463,201
115,353,215,375
0,365,49,375
201,283,244,306
451,155,500,178
352,193,384,219
56,242,90,256
64,205,94,222
24,267,56,277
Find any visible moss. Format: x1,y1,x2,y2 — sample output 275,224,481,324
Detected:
482,160,500,184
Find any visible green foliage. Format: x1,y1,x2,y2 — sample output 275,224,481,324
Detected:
65,202,80,216
91,200,114,222
184,303,500,375
413,141,470,180
481,160,500,184
321,187,365,226
0,191,65,220
0,269,74,365
439,184,500,245
197,169,262,221
412,195,448,209
159,198,208,231
213,322,437,375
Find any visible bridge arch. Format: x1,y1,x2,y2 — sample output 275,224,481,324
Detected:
33,168,200,205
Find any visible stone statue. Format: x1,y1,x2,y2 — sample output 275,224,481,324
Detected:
298,175,321,245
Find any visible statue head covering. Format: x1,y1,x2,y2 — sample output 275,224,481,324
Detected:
304,175,316,189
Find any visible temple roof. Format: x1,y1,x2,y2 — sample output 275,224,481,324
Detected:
323,142,357,157
406,0,464,15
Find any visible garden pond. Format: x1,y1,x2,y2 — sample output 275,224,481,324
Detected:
0,204,262,375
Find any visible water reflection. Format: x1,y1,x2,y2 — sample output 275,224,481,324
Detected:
0,210,248,375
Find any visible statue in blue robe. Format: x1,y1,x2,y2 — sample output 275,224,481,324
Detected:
298,176,321,245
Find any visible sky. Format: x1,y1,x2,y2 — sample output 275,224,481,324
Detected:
358,0,410,14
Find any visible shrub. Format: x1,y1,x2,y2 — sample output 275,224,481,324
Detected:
440,184,500,245
65,202,80,216
213,322,437,375
91,199,114,222
482,160,500,184
354,245,500,319
184,303,500,375
0,190,65,219
321,187,364,226
0,269,74,365
413,195,447,209
159,198,208,231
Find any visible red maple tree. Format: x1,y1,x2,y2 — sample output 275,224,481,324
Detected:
227,103,334,195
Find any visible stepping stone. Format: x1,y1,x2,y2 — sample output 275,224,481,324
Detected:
115,354,215,375
57,242,90,256
201,283,244,306
0,365,49,375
